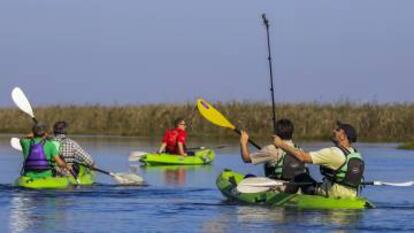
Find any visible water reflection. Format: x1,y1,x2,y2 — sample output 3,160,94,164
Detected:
201,205,364,233
138,165,213,186
9,191,72,233
165,169,186,186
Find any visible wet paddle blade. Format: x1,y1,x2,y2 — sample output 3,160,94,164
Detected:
11,87,35,118
372,181,414,187
236,177,286,193
239,177,286,187
10,137,22,151
128,151,147,162
196,98,236,130
112,173,144,185
236,184,271,193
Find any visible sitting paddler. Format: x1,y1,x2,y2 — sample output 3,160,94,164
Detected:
20,122,73,179
273,121,364,198
240,118,308,193
158,117,189,156
52,121,95,175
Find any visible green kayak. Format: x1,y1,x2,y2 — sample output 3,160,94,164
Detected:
216,169,375,210
15,165,95,189
139,149,215,165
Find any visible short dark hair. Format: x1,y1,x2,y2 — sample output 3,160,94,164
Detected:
174,117,185,127
32,123,47,137
337,121,357,143
275,118,294,140
53,121,68,134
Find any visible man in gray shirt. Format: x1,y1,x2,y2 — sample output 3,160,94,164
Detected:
240,119,308,192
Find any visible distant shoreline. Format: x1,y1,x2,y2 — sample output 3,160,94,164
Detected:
1,102,414,143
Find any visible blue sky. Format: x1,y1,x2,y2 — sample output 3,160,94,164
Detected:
1,0,413,106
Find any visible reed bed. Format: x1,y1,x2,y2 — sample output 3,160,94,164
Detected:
1,102,414,142
398,142,414,150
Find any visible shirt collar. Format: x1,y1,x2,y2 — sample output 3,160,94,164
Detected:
54,134,67,140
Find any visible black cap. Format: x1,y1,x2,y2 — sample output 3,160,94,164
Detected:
337,121,357,143
32,122,47,136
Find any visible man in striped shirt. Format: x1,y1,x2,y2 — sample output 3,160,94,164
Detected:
52,121,95,174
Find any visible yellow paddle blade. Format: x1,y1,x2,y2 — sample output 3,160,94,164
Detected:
196,98,236,130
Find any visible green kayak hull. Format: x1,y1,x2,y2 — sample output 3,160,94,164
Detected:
216,169,375,210
15,165,95,189
140,149,215,165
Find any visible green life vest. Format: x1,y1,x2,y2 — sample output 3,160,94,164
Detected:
320,146,365,188
264,144,307,181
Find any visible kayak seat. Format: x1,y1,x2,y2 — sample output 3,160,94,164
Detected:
229,176,238,187
244,174,256,179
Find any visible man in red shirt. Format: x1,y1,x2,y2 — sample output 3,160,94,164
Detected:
158,118,188,155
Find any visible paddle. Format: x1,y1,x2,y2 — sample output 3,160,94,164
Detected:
10,138,21,151
11,87,38,123
236,176,414,193
362,181,414,187
187,145,227,150
128,151,148,162
11,137,143,185
74,162,144,186
196,98,262,150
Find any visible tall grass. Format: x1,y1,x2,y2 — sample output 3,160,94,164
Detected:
1,102,414,142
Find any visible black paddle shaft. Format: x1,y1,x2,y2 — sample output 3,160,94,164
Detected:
74,162,111,175
186,145,227,150
67,168,78,181
91,167,111,175
282,181,375,186
234,128,262,150
262,13,277,133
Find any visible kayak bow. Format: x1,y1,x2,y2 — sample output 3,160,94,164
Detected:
15,165,95,189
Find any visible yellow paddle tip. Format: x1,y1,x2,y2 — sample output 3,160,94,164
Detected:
196,97,236,130
196,98,211,111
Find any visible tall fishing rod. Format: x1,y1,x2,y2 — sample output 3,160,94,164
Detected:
261,13,277,133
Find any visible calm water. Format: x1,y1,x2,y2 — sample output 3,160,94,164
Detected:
1,135,414,233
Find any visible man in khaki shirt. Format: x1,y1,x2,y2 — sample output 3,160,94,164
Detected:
273,121,363,198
